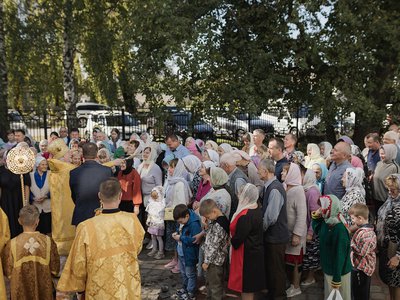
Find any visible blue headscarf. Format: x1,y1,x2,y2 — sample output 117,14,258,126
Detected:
313,162,328,193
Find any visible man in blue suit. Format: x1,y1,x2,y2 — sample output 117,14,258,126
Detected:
70,142,113,225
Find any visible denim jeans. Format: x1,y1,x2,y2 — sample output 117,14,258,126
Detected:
178,255,197,294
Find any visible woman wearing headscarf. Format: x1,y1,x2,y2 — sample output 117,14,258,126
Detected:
195,139,205,152
312,195,351,300
137,146,163,208
376,174,400,299
319,141,333,161
228,183,265,299
312,162,328,193
341,168,366,226
241,132,254,154
163,158,192,272
300,167,321,287
140,132,153,147
192,161,215,208
200,167,232,218
293,151,305,166
304,143,326,169
373,144,399,212
117,158,142,214
181,155,202,199
233,150,264,193
281,163,307,298
217,143,233,156
126,140,143,169
203,149,219,167
205,140,218,151
29,157,51,234
185,137,203,161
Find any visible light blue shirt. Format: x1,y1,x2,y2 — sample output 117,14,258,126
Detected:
324,160,352,199
165,144,191,159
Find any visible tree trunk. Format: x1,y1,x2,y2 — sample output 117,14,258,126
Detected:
118,68,137,114
0,0,9,138
63,0,78,129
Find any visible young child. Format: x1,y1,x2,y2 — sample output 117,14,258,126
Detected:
146,186,166,259
199,199,230,300
1,205,60,300
348,203,377,300
173,204,202,300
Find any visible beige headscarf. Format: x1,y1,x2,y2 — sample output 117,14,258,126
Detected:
231,183,259,221
210,167,229,188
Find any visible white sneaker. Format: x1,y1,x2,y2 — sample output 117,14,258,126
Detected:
146,242,153,250
300,279,316,287
286,284,294,294
286,287,301,298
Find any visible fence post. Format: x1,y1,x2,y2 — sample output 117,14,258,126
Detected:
43,112,48,139
121,108,126,139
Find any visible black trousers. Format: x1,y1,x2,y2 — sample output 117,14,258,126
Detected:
351,269,371,300
264,243,287,299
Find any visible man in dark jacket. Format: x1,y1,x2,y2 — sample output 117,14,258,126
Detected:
258,158,289,300
70,142,113,225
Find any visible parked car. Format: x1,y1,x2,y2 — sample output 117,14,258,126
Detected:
166,111,214,141
76,102,111,128
236,113,274,137
84,112,146,140
8,109,28,132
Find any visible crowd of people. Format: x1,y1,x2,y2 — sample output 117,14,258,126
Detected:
1,124,400,300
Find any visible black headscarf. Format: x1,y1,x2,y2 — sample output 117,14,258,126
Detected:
122,158,134,175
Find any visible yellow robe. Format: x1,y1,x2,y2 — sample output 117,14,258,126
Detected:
0,208,10,300
48,159,77,256
57,211,145,299
2,232,60,300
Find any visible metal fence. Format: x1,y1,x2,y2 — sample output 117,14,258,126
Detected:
9,106,352,145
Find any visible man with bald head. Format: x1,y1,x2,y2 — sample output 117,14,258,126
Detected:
324,141,353,199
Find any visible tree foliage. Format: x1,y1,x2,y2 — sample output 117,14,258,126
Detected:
1,0,399,142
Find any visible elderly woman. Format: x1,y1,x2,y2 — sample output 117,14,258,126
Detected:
304,143,326,169
319,141,332,161
181,155,202,199
137,146,163,208
30,157,51,234
39,139,50,159
312,195,351,300
228,183,265,299
300,166,321,287
373,145,399,212
200,167,232,218
312,162,328,193
217,143,233,156
377,174,400,300
233,150,264,192
203,149,219,167
193,161,215,207
185,137,203,161
341,168,366,226
205,140,219,151
281,163,308,298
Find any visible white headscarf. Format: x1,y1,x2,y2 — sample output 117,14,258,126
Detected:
231,183,259,221
35,156,46,168
137,146,158,176
205,140,219,151
202,160,215,169
219,143,233,154
182,155,202,177
210,166,229,187
303,169,319,192
205,149,220,166
344,167,365,197
164,159,192,206
319,141,332,159
307,143,322,160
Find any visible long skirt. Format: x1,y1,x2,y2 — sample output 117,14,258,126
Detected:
165,220,177,251
303,236,320,271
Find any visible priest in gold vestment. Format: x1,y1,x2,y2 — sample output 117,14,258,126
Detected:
2,205,60,300
57,177,145,299
0,208,10,300
47,138,77,256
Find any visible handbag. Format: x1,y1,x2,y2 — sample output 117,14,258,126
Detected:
326,289,343,300
164,207,174,221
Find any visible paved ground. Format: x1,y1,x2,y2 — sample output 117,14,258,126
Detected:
140,250,391,300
